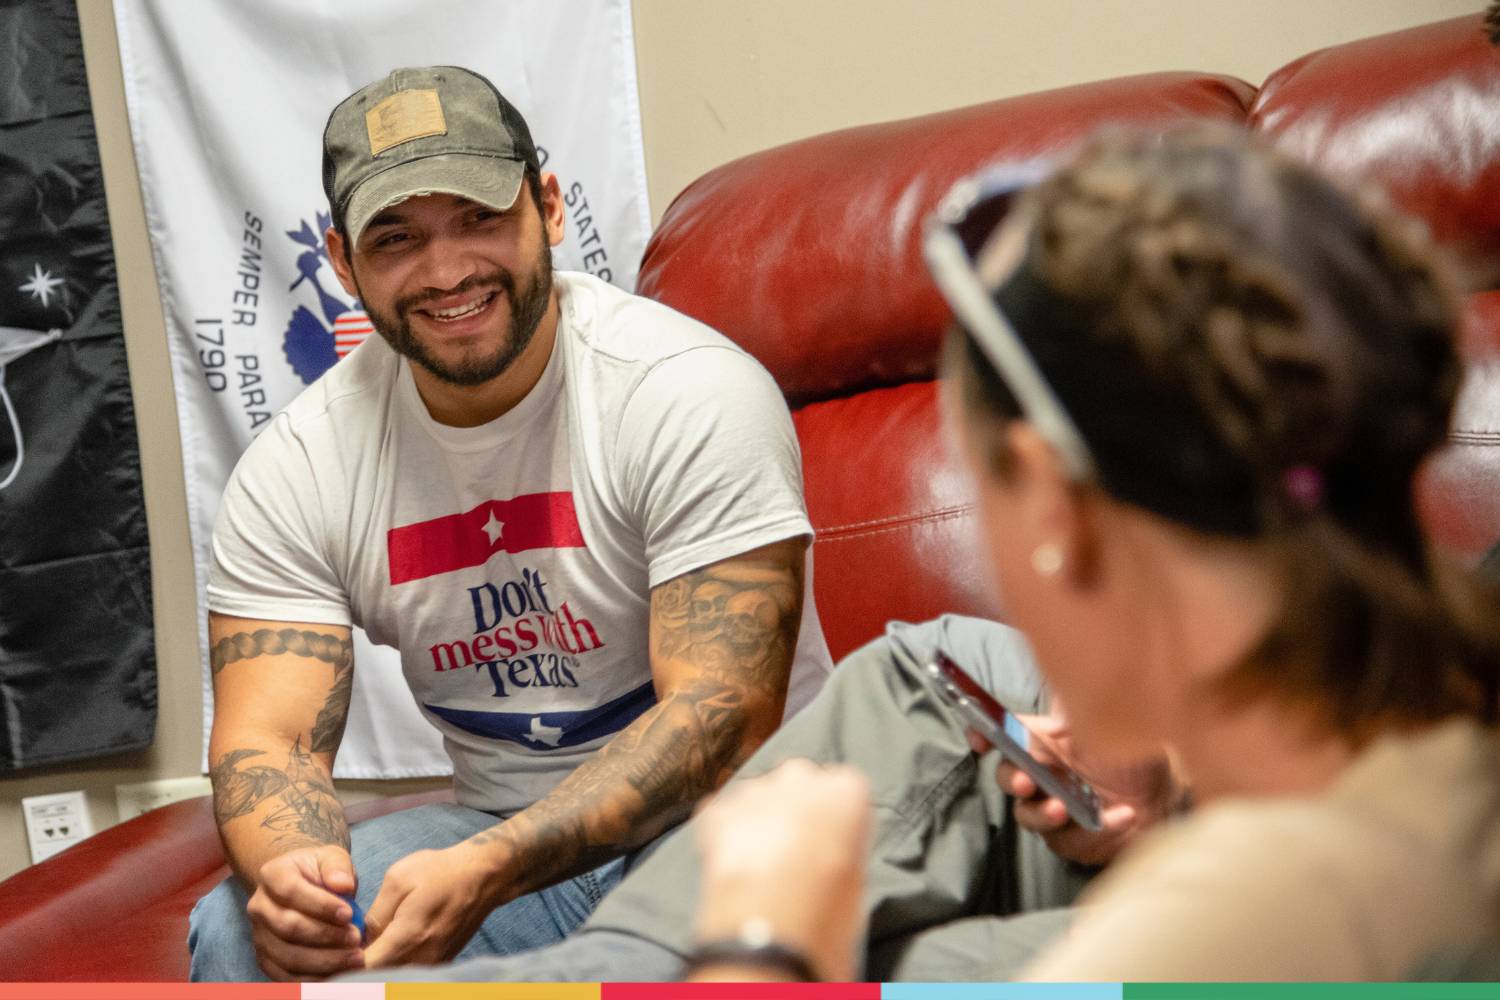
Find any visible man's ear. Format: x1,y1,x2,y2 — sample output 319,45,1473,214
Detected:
325,227,359,298
539,172,566,248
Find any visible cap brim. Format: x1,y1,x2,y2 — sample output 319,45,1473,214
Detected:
345,153,526,246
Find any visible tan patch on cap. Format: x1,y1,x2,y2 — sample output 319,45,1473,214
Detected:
366,89,447,156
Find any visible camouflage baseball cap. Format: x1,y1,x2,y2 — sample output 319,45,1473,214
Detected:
322,66,541,246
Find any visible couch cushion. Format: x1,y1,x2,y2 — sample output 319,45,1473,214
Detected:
1250,15,1500,265
1420,292,1500,559
796,381,995,659
1252,16,1500,562
640,72,1255,407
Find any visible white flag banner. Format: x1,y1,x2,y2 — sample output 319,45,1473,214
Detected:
114,0,652,777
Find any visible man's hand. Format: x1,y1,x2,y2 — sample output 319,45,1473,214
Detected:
245,844,363,981
694,760,872,982
360,841,497,968
978,709,1182,868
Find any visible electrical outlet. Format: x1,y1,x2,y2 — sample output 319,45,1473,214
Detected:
115,776,214,821
22,790,93,864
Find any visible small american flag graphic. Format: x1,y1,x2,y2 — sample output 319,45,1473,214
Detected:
333,310,374,358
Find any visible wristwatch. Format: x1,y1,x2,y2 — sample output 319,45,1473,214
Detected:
682,917,822,982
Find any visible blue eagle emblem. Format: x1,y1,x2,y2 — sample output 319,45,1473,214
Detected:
282,213,373,385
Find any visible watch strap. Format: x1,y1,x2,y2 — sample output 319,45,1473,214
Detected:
682,937,821,982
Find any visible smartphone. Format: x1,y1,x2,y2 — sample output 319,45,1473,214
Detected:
923,651,1103,832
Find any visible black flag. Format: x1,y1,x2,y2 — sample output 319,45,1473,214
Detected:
0,0,155,769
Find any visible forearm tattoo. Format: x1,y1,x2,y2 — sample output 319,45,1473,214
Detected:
209,737,349,851
209,627,353,852
211,628,354,753
470,550,803,893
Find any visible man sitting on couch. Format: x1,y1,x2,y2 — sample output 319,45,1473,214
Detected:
189,64,832,981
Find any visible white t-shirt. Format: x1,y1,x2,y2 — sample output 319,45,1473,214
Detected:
208,271,833,815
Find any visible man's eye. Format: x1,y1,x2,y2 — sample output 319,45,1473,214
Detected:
371,232,409,249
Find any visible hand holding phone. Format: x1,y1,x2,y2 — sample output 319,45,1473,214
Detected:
923,652,1103,832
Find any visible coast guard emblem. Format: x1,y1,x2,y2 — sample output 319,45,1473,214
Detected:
282,212,373,384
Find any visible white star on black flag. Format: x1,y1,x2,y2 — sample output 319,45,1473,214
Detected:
18,264,66,311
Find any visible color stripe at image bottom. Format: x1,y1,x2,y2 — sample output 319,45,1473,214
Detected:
884,986,1121,1000
1125,986,1500,1000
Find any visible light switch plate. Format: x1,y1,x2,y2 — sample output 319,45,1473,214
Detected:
22,790,93,864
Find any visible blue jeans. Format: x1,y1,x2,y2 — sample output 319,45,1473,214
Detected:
188,802,626,982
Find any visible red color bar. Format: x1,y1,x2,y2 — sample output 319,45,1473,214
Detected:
0,986,298,1000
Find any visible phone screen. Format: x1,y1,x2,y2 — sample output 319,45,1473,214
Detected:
925,651,1103,832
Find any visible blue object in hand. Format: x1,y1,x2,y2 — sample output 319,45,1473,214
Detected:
340,894,366,943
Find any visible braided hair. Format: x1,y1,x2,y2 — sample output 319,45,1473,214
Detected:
948,126,1499,733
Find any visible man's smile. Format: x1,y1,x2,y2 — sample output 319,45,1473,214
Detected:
411,289,502,330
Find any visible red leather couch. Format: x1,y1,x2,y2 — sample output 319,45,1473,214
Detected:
1,13,1496,981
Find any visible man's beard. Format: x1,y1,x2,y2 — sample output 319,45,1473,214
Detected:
362,238,553,388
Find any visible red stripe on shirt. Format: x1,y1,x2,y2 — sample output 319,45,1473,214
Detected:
387,492,586,585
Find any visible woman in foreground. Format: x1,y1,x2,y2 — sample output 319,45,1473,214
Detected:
691,126,1500,981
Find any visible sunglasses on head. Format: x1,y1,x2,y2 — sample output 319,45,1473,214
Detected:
922,162,1096,483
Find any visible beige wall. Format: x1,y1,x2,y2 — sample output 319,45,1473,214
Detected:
0,0,1477,882
633,0,1478,218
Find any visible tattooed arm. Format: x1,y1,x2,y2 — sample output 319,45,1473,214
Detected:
207,611,363,980
359,536,807,967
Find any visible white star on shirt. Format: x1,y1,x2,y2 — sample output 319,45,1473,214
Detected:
18,264,65,310
527,716,563,748
482,510,505,545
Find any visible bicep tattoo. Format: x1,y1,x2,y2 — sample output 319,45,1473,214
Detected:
310,653,355,754
211,627,354,753
651,558,801,688
210,627,351,676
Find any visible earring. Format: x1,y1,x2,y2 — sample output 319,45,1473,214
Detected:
1031,543,1064,577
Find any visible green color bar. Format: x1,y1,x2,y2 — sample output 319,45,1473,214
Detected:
1126,985,1500,1000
